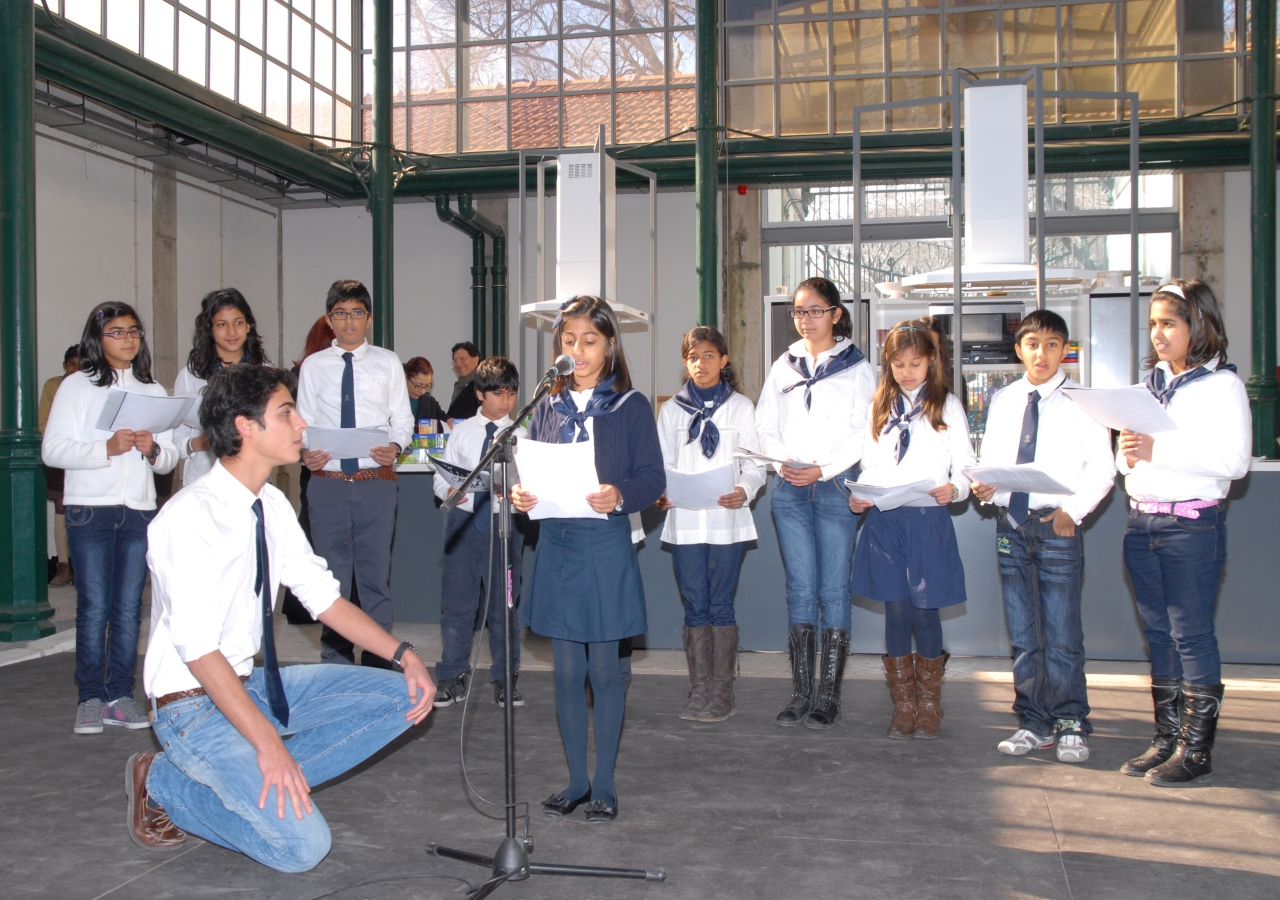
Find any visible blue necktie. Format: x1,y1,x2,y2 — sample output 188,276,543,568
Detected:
1007,390,1040,528
472,421,499,535
252,499,290,727
340,351,358,476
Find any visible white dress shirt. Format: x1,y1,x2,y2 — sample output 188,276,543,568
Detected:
755,337,876,481
658,390,766,545
144,461,340,698
41,369,178,509
979,371,1116,524
173,366,216,485
433,412,526,513
857,387,976,501
296,339,414,471
1117,357,1251,502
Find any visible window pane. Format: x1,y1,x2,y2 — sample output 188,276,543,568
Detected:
1183,57,1235,115
316,0,333,32
727,25,774,80
266,59,289,121
563,93,612,145
671,30,696,83
65,0,103,32
393,0,406,48
511,95,560,147
363,49,373,102
564,0,607,34
616,90,667,143
364,0,374,49
888,15,940,72
292,74,312,131
107,0,141,53
210,0,235,31
293,0,311,17
833,17,883,75
669,86,696,137
210,28,236,97
293,14,313,76
724,0,773,23
617,0,664,31
394,104,407,148
463,0,506,41
315,89,334,139
670,0,695,27
1002,6,1055,65
834,77,884,132
336,0,351,43
412,47,456,97
512,0,558,39
728,83,774,136
888,74,941,130
1124,61,1175,116
511,41,558,93
242,0,264,48
617,32,666,82
316,32,334,87
1185,0,1236,54
337,44,352,97
833,0,882,10
178,14,207,84
1061,65,1116,121
336,98,352,141
1061,3,1116,63
945,10,996,69
780,80,828,134
410,103,457,152
268,0,290,62
409,0,455,44
463,43,506,96
1122,0,1175,59
778,21,829,77
394,48,407,99
240,46,264,110
563,36,611,89
462,100,508,150
144,0,175,69
779,0,827,15
1006,66,1058,124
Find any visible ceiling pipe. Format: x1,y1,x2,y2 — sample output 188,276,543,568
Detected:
436,194,488,358
456,195,508,359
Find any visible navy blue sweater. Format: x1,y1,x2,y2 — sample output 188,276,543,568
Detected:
527,389,666,515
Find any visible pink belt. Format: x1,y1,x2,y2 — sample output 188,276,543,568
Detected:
1130,499,1219,519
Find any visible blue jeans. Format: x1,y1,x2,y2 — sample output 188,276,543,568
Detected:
147,665,416,873
1123,506,1226,685
996,512,1090,735
770,469,858,633
65,505,153,704
438,508,522,682
672,542,747,628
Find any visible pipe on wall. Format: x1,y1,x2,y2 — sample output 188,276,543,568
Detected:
435,195,488,357
456,195,507,359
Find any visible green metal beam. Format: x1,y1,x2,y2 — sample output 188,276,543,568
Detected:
1248,0,1279,458
0,0,55,641
370,0,394,348
694,0,717,327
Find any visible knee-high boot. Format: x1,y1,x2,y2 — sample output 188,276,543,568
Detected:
804,628,850,730
913,651,949,739
679,625,714,720
775,624,816,727
1121,677,1182,776
1147,683,1224,787
698,626,739,722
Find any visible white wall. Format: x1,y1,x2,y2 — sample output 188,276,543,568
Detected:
1220,169,1280,383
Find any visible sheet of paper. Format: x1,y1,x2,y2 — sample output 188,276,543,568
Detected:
94,390,193,433
664,464,736,510
844,479,938,512
433,458,491,493
514,439,606,520
733,447,820,470
1062,386,1177,434
304,426,390,459
181,394,203,430
963,465,1070,495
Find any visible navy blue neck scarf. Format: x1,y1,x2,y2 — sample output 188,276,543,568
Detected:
884,390,924,463
782,340,865,411
551,375,629,442
672,379,733,459
1144,360,1235,408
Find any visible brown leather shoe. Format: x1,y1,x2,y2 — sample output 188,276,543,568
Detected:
883,654,916,739
913,651,949,739
49,561,72,587
126,752,187,850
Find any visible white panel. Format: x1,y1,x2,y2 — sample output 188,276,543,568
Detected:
963,84,1029,265
556,152,616,299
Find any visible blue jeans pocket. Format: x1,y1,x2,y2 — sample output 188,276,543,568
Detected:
65,505,93,527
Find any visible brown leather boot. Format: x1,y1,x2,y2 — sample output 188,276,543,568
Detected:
883,654,916,739
698,625,739,722
680,625,714,720
49,561,72,587
126,752,187,849
913,651,949,739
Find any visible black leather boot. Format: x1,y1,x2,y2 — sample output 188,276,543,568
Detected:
1121,677,1182,776
775,624,816,726
1147,683,1224,787
804,628,850,730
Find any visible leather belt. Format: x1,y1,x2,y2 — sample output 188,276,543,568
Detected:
313,465,398,483
1130,499,1219,519
153,674,250,711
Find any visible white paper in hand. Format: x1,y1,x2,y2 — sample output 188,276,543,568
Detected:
304,426,391,459
1062,386,1177,434
732,447,820,469
845,479,937,511
963,465,1070,495
515,439,607,520
665,464,736,510
95,390,193,433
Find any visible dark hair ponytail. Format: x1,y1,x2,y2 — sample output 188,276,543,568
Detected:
187,288,270,380
679,325,739,393
794,276,852,340
78,302,154,388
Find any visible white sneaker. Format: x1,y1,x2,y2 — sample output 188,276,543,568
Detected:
998,728,1055,756
1056,733,1090,763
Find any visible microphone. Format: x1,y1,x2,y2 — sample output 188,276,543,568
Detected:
547,354,575,379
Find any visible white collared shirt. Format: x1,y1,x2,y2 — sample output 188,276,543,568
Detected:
296,339,414,471
980,371,1116,524
41,369,178,510
658,390,767,545
144,461,340,698
858,388,976,501
433,412,526,513
1117,357,1251,502
755,337,876,481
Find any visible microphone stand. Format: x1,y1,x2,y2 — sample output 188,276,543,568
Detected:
431,366,666,899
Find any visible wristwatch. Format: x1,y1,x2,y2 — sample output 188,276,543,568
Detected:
613,492,624,514
146,443,161,464
391,640,417,668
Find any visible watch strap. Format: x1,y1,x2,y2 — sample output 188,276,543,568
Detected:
391,640,416,668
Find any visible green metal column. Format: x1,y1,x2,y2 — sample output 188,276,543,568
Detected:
370,0,395,348
694,0,718,327
0,0,55,641
1248,0,1278,458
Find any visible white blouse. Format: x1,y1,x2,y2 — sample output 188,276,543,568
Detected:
173,366,215,485
856,387,976,502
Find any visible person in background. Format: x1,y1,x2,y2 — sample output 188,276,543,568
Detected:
405,356,448,425
43,302,179,735
446,341,482,420
174,289,272,486
39,344,81,587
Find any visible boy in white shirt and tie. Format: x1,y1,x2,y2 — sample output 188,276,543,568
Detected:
971,310,1115,763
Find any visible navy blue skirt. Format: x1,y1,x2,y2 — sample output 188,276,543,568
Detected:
527,514,647,643
852,505,967,609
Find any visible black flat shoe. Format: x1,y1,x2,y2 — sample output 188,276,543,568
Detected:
583,799,618,823
542,786,591,817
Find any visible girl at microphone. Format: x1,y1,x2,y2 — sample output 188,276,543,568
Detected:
849,319,974,740
511,296,665,823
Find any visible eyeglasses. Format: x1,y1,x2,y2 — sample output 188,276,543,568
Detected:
789,306,837,320
103,328,144,340
329,310,369,321
409,380,432,393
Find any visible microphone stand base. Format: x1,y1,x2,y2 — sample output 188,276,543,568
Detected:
428,840,666,899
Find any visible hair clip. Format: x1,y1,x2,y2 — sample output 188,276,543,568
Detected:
1157,283,1187,300
552,297,578,331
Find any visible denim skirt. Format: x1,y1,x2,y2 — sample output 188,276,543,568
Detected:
852,505,967,609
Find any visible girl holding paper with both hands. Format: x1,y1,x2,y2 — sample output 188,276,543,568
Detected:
510,296,665,824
